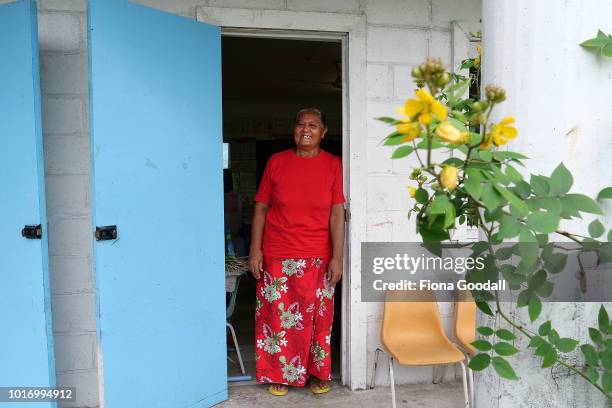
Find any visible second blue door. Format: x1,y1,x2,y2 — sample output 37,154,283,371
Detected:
88,1,226,406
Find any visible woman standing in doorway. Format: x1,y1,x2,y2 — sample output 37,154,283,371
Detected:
249,108,345,396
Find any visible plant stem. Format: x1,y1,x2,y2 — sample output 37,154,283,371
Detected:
476,209,610,398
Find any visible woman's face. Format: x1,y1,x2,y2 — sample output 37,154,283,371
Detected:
294,112,327,149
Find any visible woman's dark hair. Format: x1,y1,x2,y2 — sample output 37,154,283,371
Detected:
294,108,327,128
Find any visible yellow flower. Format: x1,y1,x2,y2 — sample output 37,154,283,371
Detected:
396,120,421,142
400,89,447,125
408,186,417,198
440,166,459,190
435,121,470,144
489,116,518,146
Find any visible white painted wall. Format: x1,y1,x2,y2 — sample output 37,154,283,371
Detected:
32,0,481,406
480,1,612,407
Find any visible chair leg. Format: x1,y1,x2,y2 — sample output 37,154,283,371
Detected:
388,356,397,408
458,361,470,408
468,360,475,408
370,347,382,389
226,322,246,375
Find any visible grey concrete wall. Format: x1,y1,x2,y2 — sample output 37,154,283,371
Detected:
0,2,95,405
36,1,99,407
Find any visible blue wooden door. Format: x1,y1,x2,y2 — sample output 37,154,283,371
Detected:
87,1,226,406
0,0,56,405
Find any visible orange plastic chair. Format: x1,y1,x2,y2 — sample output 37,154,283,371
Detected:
454,291,477,407
370,290,470,408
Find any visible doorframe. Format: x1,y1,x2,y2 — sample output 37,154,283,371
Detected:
198,8,368,390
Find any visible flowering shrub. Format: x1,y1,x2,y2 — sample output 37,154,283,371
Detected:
378,53,612,397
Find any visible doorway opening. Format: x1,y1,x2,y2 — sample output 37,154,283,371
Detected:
221,35,344,385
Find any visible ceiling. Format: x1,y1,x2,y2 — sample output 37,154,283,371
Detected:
221,36,342,102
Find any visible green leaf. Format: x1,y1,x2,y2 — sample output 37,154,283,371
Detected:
541,348,558,368
556,338,579,353
602,372,612,394
496,329,517,341
512,180,531,199
562,194,603,215
376,116,401,125
526,211,560,233
415,188,429,204
465,167,484,181
494,342,520,356
603,42,612,57
464,176,483,200
444,203,456,229
529,197,563,214
498,215,520,239
530,175,550,197
598,305,610,334
581,344,599,367
548,329,560,345
528,336,545,348
580,37,609,48
494,151,529,160
600,350,612,370
539,321,552,336
477,326,495,336
472,339,493,352
443,157,464,167
468,353,491,371
528,296,542,322
479,150,493,162
519,227,537,244
482,185,502,212
542,247,568,274
517,290,532,308
430,194,450,214
528,270,547,293
487,164,512,185
475,301,494,316
383,132,406,146
491,356,519,380
586,367,599,383
535,342,553,357
590,327,603,344
392,145,415,159
536,233,549,246
597,187,612,201
495,185,529,216
549,163,573,196
588,219,605,238
536,281,554,298
505,164,523,183
418,215,450,242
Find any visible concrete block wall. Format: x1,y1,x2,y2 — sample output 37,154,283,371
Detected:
362,0,481,386
35,1,99,407
29,0,481,404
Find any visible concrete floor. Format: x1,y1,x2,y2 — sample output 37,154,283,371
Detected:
217,380,465,407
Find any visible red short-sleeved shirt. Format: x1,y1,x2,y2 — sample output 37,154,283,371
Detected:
254,149,345,258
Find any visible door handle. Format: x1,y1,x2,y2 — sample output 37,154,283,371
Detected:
22,224,42,239
96,225,117,241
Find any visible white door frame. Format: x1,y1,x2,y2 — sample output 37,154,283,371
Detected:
197,7,368,390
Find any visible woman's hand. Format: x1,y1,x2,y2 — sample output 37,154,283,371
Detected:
249,247,264,279
326,257,343,286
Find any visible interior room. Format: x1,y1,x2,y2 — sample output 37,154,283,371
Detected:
220,35,344,384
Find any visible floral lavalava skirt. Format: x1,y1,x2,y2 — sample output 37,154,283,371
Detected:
254,257,335,386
